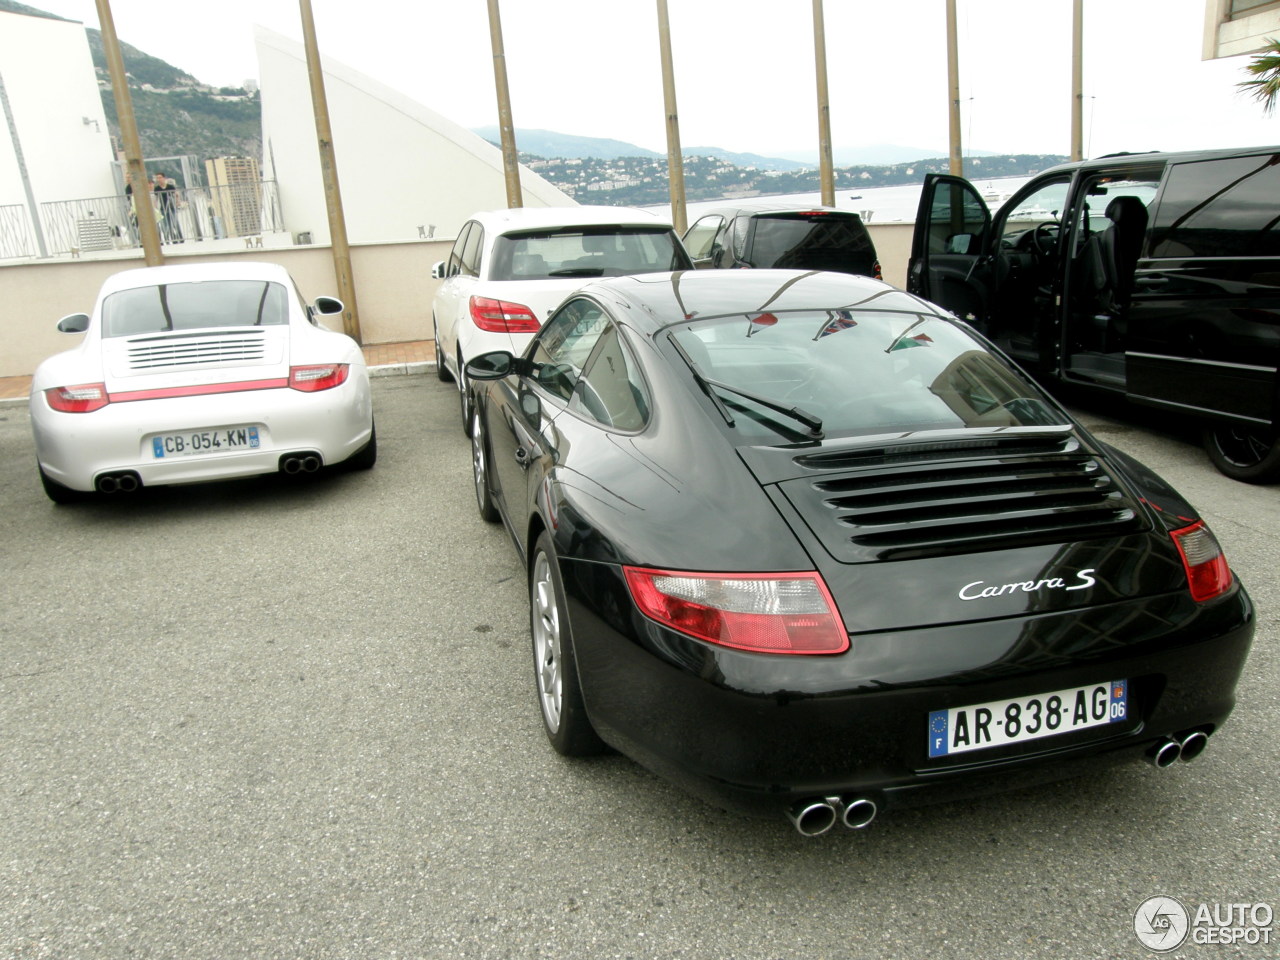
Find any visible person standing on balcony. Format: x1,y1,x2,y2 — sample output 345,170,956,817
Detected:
154,173,184,244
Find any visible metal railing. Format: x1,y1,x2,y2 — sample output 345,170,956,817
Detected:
0,204,38,260
34,182,285,257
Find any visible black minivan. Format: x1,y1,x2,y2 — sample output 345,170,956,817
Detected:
684,203,881,280
908,147,1280,483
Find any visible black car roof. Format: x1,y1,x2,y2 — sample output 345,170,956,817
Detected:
579,269,932,332
1037,144,1280,177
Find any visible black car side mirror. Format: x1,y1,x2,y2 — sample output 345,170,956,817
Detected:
466,351,523,380
57,313,90,334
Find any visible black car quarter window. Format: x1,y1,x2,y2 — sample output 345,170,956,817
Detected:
528,299,610,404
571,324,649,431
1150,154,1280,258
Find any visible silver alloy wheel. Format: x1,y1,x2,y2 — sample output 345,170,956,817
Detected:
531,550,563,733
471,412,487,508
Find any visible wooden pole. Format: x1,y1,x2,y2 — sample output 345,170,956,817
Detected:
945,0,963,177
813,0,835,207
95,0,162,266
1071,0,1084,161
656,0,687,235
298,0,361,342
486,0,523,208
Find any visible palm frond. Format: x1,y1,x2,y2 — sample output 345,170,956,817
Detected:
1238,38,1280,116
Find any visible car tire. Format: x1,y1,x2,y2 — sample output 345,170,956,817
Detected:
458,350,472,437
38,466,90,504
529,530,606,757
433,319,452,383
346,421,378,470
1202,424,1280,484
471,408,499,523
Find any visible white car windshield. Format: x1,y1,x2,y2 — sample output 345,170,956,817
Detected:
101,280,290,337
490,226,690,280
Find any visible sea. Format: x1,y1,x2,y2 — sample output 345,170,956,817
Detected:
647,174,1034,224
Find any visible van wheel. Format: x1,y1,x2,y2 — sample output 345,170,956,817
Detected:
1203,424,1280,484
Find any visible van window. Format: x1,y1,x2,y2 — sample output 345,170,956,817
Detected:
925,182,987,255
1150,154,1280,258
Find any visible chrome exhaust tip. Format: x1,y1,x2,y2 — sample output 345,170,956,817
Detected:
96,475,118,493
1148,738,1182,769
841,797,878,830
116,474,139,492
300,455,321,473
281,456,302,475
1177,730,1209,762
787,797,842,837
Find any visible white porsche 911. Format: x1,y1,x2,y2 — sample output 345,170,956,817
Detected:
30,262,376,503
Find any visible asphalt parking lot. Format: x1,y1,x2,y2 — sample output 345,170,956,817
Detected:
2,372,1276,960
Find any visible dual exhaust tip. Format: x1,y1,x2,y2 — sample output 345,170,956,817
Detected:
95,472,140,494
280,453,322,475
1148,728,1211,768
792,729,1212,833
787,796,878,837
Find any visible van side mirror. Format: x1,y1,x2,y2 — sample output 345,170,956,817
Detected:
945,234,975,255
466,351,523,380
57,313,90,334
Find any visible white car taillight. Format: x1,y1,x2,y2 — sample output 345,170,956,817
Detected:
1170,521,1233,603
45,383,109,413
289,364,349,392
623,567,849,655
469,296,540,333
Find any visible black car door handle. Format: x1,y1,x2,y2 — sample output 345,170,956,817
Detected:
1134,276,1169,288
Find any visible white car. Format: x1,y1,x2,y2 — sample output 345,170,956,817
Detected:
30,262,376,503
430,206,692,433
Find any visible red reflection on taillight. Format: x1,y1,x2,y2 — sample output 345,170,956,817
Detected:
469,296,540,333
1170,521,1233,603
873,260,883,281
45,383,109,413
623,567,849,655
289,363,349,392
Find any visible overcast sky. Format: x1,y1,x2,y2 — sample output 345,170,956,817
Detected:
27,0,1280,160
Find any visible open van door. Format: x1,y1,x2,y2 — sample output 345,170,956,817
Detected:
907,175,992,326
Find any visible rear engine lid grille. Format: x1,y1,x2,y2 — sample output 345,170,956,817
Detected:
773,434,1146,562
124,329,272,372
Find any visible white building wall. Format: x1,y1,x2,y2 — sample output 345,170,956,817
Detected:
1202,0,1280,58
254,26,575,246
0,12,116,210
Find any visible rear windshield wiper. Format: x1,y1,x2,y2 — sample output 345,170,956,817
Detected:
669,336,824,439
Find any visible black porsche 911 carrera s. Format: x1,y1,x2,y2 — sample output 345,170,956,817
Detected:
463,269,1253,836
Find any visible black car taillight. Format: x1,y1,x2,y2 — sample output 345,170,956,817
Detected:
1170,521,1233,602
623,567,849,655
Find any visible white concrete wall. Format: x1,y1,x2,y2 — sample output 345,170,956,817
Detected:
0,12,116,211
0,223,914,379
0,240,453,378
255,26,576,247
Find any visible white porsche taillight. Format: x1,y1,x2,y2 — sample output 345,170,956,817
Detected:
289,363,349,392
1170,521,1233,603
45,383,109,413
623,567,849,655
469,296,540,333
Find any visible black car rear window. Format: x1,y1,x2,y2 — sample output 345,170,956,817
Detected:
745,213,876,274
101,281,290,337
490,226,691,281
670,307,1065,443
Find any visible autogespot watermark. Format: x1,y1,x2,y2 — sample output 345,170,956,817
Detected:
1134,896,1275,952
